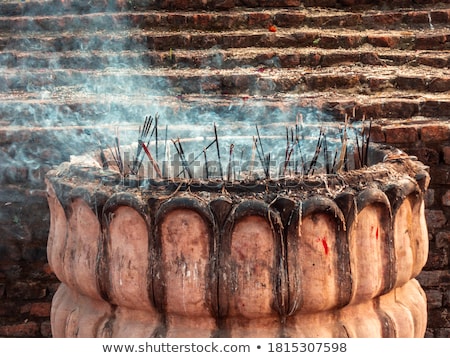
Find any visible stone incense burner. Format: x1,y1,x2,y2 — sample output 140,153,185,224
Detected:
46,132,430,337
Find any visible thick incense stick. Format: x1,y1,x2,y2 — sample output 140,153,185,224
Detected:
138,140,162,178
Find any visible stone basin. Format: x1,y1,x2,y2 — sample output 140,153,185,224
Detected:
45,140,430,338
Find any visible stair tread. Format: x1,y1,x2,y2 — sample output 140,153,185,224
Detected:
2,47,449,70
2,63,449,75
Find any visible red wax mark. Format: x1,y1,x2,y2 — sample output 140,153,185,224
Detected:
321,237,329,255
376,227,379,240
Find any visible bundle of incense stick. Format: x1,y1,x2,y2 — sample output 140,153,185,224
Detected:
102,109,370,181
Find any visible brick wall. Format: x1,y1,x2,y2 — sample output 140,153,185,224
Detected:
369,121,450,338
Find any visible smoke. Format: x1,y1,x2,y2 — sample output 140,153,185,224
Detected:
0,4,365,186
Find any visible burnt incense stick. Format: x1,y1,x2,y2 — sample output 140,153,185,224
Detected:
238,148,244,179
255,125,270,179
113,128,124,175
335,116,348,173
99,148,108,169
138,140,162,178
266,153,271,179
332,149,338,173
254,137,265,177
162,124,168,178
175,138,216,178
227,144,234,182
172,138,192,179
214,123,223,179
203,148,209,179
354,127,362,169
364,118,372,167
133,115,155,174
154,113,160,163
255,124,266,161
282,126,290,175
323,132,330,174
308,127,324,175
283,145,294,176
249,137,256,177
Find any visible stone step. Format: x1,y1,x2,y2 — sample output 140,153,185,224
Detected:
1,47,449,70
1,7,448,34
1,66,449,96
1,92,449,127
1,28,449,53
0,0,445,17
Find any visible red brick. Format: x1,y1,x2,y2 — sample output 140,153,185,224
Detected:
421,124,450,142
359,52,383,65
214,0,235,10
443,191,450,207
367,124,385,143
248,13,272,27
384,126,418,144
305,73,360,90
428,78,450,93
404,11,430,25
30,302,52,317
0,321,40,337
367,34,400,48
362,13,403,28
430,10,450,24
40,321,52,338
415,34,448,50
418,56,449,68
215,14,241,29
427,308,450,328
274,13,306,28
279,53,301,67
395,76,427,91
425,209,447,229
426,289,444,309
421,100,450,118
436,231,450,248
424,188,435,207
430,166,450,185
443,146,450,165
191,13,214,29
320,52,360,67
7,281,46,300
408,147,439,165
366,77,392,91
417,270,450,287
306,52,322,67
376,100,418,118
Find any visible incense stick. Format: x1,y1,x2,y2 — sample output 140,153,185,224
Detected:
138,139,162,178
227,144,234,182
214,123,223,179
172,138,192,179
